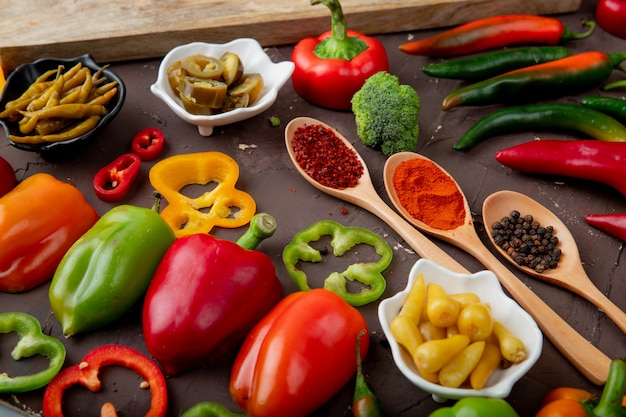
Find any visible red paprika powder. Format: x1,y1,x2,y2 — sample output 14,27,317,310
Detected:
392,158,465,230
292,123,364,189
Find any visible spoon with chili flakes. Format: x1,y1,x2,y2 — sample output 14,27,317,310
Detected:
482,190,626,334
382,151,612,385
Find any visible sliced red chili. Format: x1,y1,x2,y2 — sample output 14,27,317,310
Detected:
131,127,166,162
42,344,168,417
93,153,141,202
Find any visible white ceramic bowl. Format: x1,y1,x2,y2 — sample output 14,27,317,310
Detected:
151,39,295,136
379,258,542,403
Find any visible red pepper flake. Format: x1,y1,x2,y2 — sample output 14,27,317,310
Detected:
340,206,348,215
291,124,364,189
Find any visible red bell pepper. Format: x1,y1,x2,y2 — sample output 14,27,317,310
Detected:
42,344,168,417
142,213,283,375
399,14,595,57
291,0,389,110
229,288,369,417
0,155,16,198
494,139,626,197
596,0,626,40
0,173,98,293
93,152,141,202
131,127,166,162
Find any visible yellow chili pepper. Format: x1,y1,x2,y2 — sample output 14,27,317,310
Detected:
149,151,256,237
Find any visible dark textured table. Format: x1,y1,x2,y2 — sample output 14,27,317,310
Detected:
1,0,625,415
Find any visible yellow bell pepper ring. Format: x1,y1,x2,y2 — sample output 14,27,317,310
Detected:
149,151,256,237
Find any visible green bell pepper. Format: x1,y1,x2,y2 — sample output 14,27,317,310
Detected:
0,312,66,393
428,397,520,417
49,200,176,337
282,220,392,306
181,402,247,417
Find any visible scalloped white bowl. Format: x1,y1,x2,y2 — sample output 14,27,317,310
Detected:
151,39,294,136
378,258,542,403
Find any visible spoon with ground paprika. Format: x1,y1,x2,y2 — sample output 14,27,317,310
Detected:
284,116,467,274
383,152,611,385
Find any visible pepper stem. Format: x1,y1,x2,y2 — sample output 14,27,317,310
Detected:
604,79,626,91
352,329,384,416
588,358,626,417
561,20,596,41
312,0,368,61
151,191,162,213
235,213,277,250
607,52,626,71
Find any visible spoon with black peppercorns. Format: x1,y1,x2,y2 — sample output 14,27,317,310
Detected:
483,190,626,334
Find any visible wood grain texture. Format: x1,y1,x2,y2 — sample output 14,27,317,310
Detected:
0,0,580,69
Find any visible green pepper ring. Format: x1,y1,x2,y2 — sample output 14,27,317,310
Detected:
282,220,392,306
0,312,66,394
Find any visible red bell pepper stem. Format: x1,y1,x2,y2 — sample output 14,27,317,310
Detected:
43,344,168,417
131,127,166,162
399,15,596,57
93,153,141,202
312,0,367,60
235,212,277,250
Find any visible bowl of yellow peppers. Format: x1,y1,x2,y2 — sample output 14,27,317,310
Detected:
378,258,542,402
0,54,125,157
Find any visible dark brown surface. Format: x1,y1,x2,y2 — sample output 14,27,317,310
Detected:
1,0,625,415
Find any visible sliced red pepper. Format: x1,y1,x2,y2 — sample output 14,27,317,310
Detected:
93,153,141,202
131,127,165,162
42,344,168,417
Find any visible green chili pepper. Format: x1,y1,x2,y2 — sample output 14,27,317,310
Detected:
453,103,626,151
352,329,383,417
49,198,176,337
282,220,392,307
0,312,66,393
442,51,626,110
581,96,626,124
428,397,520,417
181,402,247,417
423,46,572,82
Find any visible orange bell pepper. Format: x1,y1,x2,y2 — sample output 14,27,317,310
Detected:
0,173,98,292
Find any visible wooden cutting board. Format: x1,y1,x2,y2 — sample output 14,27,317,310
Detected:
1,0,581,70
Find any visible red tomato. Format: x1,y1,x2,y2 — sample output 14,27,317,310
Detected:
596,0,626,39
0,156,16,198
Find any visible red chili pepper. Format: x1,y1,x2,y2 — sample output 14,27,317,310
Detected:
230,288,369,417
42,344,168,417
399,14,595,57
494,139,626,197
93,153,141,202
585,213,626,242
131,127,165,162
291,0,389,110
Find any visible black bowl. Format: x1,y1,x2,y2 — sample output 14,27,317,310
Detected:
0,54,125,157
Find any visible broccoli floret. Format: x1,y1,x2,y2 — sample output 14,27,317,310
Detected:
351,71,420,157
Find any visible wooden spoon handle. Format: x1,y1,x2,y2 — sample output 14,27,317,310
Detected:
471,246,611,385
581,283,626,334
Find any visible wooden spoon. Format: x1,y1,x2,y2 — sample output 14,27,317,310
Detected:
383,151,611,385
482,190,626,334
285,117,468,274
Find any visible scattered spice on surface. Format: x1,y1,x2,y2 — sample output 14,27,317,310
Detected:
392,158,465,230
491,210,561,272
291,123,364,189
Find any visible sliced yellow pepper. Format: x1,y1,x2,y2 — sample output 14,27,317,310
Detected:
149,151,256,237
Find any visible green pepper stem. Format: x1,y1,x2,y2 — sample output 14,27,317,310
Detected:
181,401,247,417
352,329,383,417
604,80,626,91
589,358,626,417
607,52,626,71
151,191,162,213
236,213,277,250
561,20,596,41
312,0,368,61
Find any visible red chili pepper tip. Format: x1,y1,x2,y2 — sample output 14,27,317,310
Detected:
131,127,166,162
